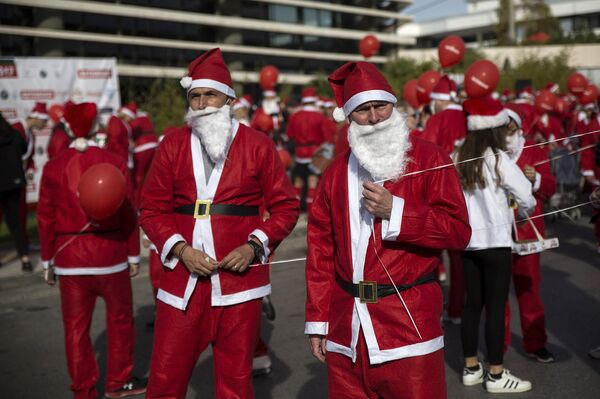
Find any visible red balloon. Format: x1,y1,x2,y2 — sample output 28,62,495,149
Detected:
278,148,292,169
535,90,557,114
579,84,599,105
438,35,465,69
48,104,64,123
567,72,588,96
402,79,420,109
259,65,279,90
416,70,442,105
78,163,126,220
464,60,500,98
554,97,568,115
359,34,380,59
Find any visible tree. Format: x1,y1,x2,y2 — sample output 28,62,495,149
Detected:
383,57,437,95
498,49,574,92
496,0,513,45
521,0,561,40
137,78,187,135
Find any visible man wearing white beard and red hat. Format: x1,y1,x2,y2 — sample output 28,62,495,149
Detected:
305,61,471,399
106,102,137,168
286,86,332,210
419,75,468,325
37,101,145,399
503,105,557,363
139,48,299,399
251,89,282,133
232,94,253,126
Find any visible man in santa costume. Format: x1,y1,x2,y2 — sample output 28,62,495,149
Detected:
419,75,467,323
512,87,537,137
251,89,283,133
139,48,299,399
232,94,253,126
286,86,332,210
130,113,159,207
37,101,145,399
503,105,557,363
9,102,48,271
305,61,471,399
106,102,137,169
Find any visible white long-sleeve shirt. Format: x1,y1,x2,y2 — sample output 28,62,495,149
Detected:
463,148,536,250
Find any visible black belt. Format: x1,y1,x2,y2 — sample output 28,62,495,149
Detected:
56,228,120,236
174,201,259,219
337,271,438,303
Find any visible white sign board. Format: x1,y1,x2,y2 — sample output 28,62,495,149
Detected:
0,57,120,203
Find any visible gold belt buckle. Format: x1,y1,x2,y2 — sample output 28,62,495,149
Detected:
358,281,378,303
193,199,212,219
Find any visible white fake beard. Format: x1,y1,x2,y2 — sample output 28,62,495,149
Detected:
186,105,233,163
348,108,412,181
506,130,525,160
262,99,280,115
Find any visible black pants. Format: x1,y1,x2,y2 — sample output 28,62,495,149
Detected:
0,188,28,257
460,248,512,365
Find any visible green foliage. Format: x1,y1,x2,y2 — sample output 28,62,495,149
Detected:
309,74,333,97
383,57,437,95
133,78,187,135
496,0,513,46
521,0,561,39
445,48,486,74
498,49,574,91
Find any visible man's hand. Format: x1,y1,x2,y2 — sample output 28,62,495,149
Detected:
219,243,255,273
44,266,56,286
362,181,393,219
308,334,327,363
129,263,140,277
176,244,219,277
523,165,536,184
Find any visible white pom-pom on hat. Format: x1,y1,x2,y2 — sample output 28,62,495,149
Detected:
73,137,88,152
180,76,192,89
333,107,346,123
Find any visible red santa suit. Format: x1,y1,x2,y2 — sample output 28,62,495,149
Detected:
532,112,564,143
307,62,471,399
47,125,71,159
36,102,140,399
577,111,600,186
512,97,536,137
131,115,158,206
106,103,137,169
503,140,556,353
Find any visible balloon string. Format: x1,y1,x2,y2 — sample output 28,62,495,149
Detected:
52,221,93,260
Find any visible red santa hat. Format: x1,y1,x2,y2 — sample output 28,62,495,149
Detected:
232,94,253,112
179,48,236,98
504,103,524,128
29,102,48,120
131,115,154,136
328,61,397,122
544,82,559,93
62,101,98,138
263,89,277,98
429,76,457,102
519,86,534,100
463,96,509,131
301,86,319,104
119,102,137,119
321,97,335,108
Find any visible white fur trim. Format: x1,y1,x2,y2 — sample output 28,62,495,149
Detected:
343,90,397,116
119,107,136,119
133,142,158,153
188,78,236,98
505,108,522,128
180,76,192,89
28,112,48,120
73,137,88,152
263,90,277,97
429,92,451,101
333,107,346,122
54,262,128,276
468,110,509,131
304,322,329,335
302,96,319,104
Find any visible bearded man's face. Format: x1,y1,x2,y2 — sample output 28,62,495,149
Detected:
188,87,230,111
349,101,394,126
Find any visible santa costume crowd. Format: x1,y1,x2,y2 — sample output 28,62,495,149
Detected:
4,45,598,398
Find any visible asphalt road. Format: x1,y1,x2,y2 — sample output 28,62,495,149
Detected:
1,211,599,398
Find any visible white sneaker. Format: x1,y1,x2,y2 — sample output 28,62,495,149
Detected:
252,355,272,376
484,369,532,393
462,363,484,386
443,311,461,325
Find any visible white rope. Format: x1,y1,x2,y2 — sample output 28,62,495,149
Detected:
533,144,596,166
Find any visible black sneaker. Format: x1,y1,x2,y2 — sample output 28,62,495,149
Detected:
105,377,147,398
21,261,33,273
527,347,555,363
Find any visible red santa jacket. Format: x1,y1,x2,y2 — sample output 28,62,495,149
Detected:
334,123,350,157
305,136,471,364
420,104,466,155
133,133,159,206
576,113,600,179
106,115,132,168
11,120,35,171
139,121,299,310
512,101,537,136
37,141,140,275
533,113,564,143
47,126,71,160
513,141,556,240
286,106,331,163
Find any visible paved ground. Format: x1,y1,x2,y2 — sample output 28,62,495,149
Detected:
1,211,599,398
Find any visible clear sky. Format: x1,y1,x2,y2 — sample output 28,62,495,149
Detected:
402,0,468,22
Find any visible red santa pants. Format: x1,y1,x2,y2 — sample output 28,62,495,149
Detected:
146,282,262,399
59,270,135,399
326,331,446,399
504,253,547,353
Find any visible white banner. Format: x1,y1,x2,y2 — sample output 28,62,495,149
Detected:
0,57,120,203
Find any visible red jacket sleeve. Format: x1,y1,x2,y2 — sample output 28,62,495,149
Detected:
37,162,57,264
47,128,71,160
